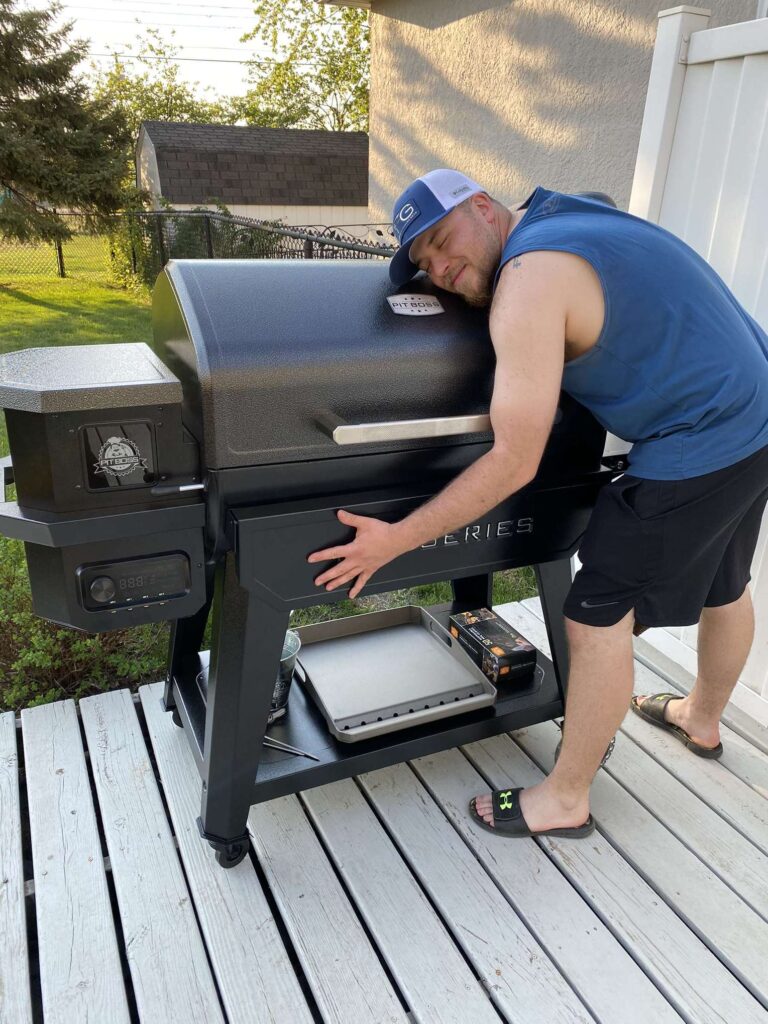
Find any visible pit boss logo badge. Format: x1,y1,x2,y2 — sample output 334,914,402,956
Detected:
387,294,445,316
94,436,148,478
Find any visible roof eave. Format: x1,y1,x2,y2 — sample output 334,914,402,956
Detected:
316,1,370,8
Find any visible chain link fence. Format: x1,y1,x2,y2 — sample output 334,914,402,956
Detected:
0,211,397,284
0,214,116,280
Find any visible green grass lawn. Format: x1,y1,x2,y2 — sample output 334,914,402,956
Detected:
0,273,152,456
0,276,152,352
0,268,537,710
0,233,114,281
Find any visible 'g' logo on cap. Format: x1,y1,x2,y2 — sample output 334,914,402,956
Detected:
394,200,420,241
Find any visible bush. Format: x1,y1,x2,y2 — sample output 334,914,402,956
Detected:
108,199,290,289
108,211,157,294
0,535,169,711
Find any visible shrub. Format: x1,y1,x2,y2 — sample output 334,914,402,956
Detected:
0,535,169,711
108,198,290,289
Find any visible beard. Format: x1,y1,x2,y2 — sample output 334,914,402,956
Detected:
457,233,499,308
463,286,492,308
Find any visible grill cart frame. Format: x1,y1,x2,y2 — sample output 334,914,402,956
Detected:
163,468,610,868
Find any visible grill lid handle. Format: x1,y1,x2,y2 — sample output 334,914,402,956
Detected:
317,412,492,445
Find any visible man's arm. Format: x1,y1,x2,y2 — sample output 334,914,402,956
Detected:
309,251,568,595
390,252,567,549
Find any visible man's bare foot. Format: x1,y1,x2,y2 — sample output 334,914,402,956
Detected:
634,694,721,750
472,779,590,832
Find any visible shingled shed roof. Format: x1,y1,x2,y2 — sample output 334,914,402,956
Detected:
137,122,368,206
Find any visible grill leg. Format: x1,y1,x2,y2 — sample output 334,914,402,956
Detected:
534,559,573,699
162,561,216,716
198,551,289,867
450,572,493,610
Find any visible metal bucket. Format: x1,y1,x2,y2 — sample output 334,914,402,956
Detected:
268,629,301,725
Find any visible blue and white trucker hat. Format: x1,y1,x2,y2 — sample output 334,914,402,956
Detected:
389,168,485,287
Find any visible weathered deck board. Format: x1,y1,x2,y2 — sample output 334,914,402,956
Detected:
460,731,768,1024
517,719,768,1004
497,601,768,1008
6,599,768,1023
510,599,768,853
21,700,129,1024
304,777,504,1024
619,703,768,854
140,684,315,1024
356,761,593,1024
520,596,768,802
357,760,630,1024
79,690,225,1024
0,710,32,1024
607,731,768,920
248,794,409,1024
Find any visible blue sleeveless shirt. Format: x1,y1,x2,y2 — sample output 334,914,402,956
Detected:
494,187,768,480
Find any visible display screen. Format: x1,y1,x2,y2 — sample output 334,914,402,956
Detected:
115,558,188,597
79,554,190,610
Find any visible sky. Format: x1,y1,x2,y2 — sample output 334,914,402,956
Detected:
25,0,274,100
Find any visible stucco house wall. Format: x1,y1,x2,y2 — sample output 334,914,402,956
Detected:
365,1,755,219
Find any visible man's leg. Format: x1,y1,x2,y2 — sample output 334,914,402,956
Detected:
635,585,754,749
473,608,636,832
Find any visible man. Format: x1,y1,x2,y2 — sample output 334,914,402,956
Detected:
307,168,768,839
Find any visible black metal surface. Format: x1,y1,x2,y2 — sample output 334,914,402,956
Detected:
0,342,180,413
4,403,200,514
1,455,12,500
171,560,571,823
201,394,604,555
23,526,206,631
229,469,609,610
153,259,499,469
172,626,563,806
0,500,204,546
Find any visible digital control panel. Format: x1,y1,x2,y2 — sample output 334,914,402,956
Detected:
77,553,191,611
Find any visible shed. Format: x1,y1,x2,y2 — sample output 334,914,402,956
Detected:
135,121,369,230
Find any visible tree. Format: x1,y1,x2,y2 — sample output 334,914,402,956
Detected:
237,1,369,132
0,0,132,242
89,29,236,147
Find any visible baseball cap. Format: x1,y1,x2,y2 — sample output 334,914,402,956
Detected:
389,168,485,287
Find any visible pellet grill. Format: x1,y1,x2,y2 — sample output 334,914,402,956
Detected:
0,258,619,868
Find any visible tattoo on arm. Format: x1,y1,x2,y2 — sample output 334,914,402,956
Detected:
510,256,523,269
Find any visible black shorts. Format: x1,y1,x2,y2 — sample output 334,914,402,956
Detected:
564,443,768,628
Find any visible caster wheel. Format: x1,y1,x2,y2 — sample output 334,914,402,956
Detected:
554,733,615,768
215,842,248,869
171,708,183,728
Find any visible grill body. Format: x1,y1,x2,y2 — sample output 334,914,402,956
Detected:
0,260,616,867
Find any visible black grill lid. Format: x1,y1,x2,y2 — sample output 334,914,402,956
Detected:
152,259,497,469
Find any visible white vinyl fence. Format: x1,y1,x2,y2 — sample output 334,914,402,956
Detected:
629,5,768,725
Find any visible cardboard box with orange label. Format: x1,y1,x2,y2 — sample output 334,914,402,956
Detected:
449,608,537,684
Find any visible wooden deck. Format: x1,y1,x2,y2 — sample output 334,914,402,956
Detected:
3,597,768,1024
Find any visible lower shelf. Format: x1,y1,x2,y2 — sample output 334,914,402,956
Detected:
170,602,564,804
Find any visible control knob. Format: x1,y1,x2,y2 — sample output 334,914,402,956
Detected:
89,576,116,604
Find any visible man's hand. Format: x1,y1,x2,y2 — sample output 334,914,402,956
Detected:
307,509,406,599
